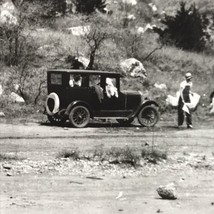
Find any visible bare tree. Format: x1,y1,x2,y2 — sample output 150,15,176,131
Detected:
81,15,111,69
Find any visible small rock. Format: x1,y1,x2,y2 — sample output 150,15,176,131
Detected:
11,202,16,206
157,209,163,213
176,202,181,206
0,112,5,117
6,172,13,176
145,142,149,146
211,202,214,206
156,183,177,200
116,191,123,199
3,164,12,170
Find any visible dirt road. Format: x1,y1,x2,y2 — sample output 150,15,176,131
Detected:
1,119,214,214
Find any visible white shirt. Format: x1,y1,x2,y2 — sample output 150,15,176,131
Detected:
179,80,192,99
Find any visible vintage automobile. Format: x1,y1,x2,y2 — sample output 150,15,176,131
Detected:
45,69,159,128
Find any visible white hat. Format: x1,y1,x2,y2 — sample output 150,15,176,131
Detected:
185,72,192,80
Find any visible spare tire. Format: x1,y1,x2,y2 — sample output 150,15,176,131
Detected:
45,93,60,116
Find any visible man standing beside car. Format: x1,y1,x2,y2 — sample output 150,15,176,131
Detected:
178,72,193,129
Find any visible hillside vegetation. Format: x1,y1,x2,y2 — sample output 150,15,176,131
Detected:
0,0,213,119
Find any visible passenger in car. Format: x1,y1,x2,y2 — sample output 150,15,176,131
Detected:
69,75,82,87
106,78,118,98
73,75,82,87
90,75,104,102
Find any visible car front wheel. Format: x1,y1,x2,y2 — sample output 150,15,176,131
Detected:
138,105,159,127
69,106,90,128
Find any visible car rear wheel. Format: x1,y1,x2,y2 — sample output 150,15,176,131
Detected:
117,118,134,126
47,113,66,126
69,106,90,128
138,105,159,127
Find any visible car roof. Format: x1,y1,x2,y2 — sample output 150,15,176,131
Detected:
47,69,122,76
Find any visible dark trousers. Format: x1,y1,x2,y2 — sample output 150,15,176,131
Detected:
178,97,192,126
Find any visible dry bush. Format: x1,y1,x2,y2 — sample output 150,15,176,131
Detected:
0,153,21,161
57,148,80,160
56,145,167,167
141,147,167,164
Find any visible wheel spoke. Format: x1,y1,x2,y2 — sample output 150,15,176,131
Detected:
138,106,159,127
71,107,89,127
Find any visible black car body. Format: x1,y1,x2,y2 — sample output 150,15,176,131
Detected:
45,69,159,128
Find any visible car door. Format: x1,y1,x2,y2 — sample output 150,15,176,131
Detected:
99,76,127,117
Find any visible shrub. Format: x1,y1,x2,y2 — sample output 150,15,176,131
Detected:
23,0,67,20
73,0,107,15
57,149,80,160
141,147,167,164
0,14,38,66
0,153,21,161
155,1,210,51
106,146,140,167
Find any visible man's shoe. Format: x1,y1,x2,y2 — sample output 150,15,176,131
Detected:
187,125,193,129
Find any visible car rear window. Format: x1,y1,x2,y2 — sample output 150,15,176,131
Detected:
50,73,62,85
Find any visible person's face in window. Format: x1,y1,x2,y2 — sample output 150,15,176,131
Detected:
90,75,100,86
70,75,82,87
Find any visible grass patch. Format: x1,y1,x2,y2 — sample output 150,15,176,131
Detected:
0,153,21,161
57,145,168,167
105,146,140,167
141,147,168,164
57,148,80,160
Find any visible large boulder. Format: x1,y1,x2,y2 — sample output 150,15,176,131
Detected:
77,56,89,69
10,92,25,103
66,25,90,36
120,58,147,80
0,112,5,117
122,0,137,5
157,183,177,200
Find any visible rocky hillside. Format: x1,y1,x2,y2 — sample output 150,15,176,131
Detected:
0,0,213,117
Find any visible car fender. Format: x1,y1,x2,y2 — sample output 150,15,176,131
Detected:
65,100,93,117
141,100,159,108
129,100,159,118
134,100,159,116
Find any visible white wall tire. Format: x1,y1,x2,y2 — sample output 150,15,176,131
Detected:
45,93,60,116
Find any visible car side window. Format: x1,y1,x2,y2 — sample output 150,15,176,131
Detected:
89,75,104,102
50,73,62,85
